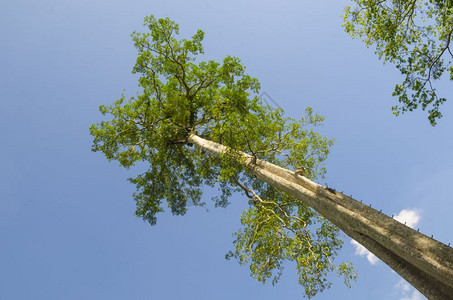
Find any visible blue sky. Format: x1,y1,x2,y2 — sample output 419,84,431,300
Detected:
1,0,452,299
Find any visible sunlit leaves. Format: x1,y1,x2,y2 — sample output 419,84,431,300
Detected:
227,195,353,298
343,0,453,125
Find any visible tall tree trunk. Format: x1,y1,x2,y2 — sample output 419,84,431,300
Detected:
188,134,453,300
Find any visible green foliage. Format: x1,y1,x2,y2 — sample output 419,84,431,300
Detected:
225,196,354,298
343,0,453,125
90,15,356,297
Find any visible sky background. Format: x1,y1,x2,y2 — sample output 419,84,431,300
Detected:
1,0,452,299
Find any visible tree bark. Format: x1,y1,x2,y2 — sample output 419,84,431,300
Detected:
188,133,453,300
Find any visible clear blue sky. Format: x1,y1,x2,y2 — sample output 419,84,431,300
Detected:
1,0,452,299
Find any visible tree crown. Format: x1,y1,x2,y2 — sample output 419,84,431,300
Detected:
90,16,355,297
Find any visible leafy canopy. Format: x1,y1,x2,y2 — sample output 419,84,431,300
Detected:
90,16,356,298
344,0,453,125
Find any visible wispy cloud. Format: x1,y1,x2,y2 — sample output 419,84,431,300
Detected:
351,208,421,265
350,239,379,264
394,279,425,300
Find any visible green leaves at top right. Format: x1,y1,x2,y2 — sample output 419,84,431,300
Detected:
343,0,453,125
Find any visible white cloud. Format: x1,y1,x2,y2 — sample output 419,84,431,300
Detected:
394,209,421,229
350,239,379,265
394,279,426,300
